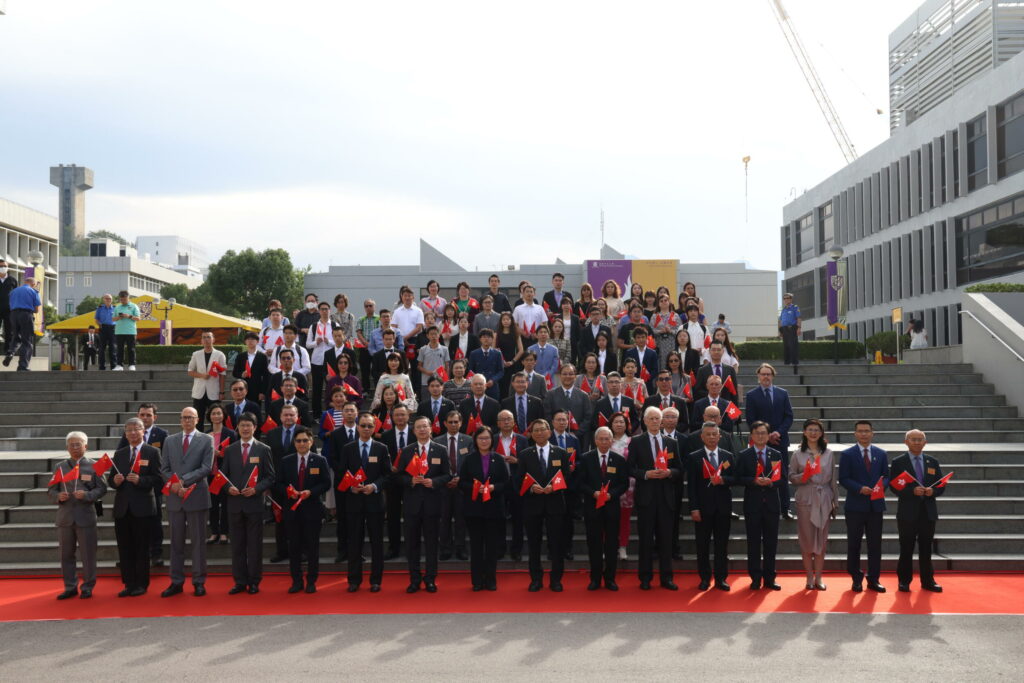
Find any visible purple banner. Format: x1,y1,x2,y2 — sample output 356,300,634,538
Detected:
585,260,633,298
826,259,848,326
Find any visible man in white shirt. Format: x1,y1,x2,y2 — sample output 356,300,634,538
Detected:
513,285,548,345
392,286,425,340
305,302,336,414
187,331,226,432
270,325,312,376
260,309,286,355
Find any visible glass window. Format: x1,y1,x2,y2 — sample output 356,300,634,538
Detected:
83,274,92,287
818,202,834,252
795,213,814,264
955,192,1024,285
785,270,816,319
65,275,73,287
998,91,1024,178
966,115,988,192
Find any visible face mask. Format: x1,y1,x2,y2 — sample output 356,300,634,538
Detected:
305,301,317,310
0,268,7,275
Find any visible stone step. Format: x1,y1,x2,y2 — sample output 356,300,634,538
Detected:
787,395,1007,408
781,384,996,397
8,391,190,404
791,406,1019,419
740,373,983,386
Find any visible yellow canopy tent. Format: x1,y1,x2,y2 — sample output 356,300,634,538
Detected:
49,295,260,344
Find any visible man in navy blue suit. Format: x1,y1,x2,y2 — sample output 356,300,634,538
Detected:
744,363,796,520
839,420,889,593
467,329,504,401
622,329,659,395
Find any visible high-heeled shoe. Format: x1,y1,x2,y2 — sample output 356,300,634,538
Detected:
814,581,827,591
805,576,815,590
206,535,218,545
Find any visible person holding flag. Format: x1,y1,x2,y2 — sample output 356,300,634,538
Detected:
512,283,548,346
632,407,682,591
221,413,276,595
48,431,108,600
187,331,227,432
109,418,162,597
789,418,838,591
342,412,393,593
232,332,270,405
577,426,630,591
687,421,736,591
839,420,890,593
494,410,530,562
459,426,508,591
274,427,331,594
890,429,947,593
205,403,237,546
735,421,784,591
434,408,473,562
517,418,572,592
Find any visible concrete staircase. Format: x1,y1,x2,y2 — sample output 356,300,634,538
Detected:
0,361,1021,575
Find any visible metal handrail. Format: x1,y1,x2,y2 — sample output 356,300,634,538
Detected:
959,310,1024,364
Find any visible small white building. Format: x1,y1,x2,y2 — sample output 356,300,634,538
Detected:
135,235,210,279
0,197,59,308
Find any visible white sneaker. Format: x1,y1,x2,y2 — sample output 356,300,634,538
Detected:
128,365,136,371
113,365,124,371
618,547,627,560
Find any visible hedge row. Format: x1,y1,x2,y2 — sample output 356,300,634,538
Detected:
135,345,246,365
964,283,1024,293
734,340,865,360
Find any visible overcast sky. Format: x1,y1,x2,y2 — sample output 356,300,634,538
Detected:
0,0,922,273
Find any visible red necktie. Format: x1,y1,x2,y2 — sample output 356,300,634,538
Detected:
298,455,306,489
182,433,191,455
242,442,250,465
449,436,457,471
601,453,607,476
863,448,871,471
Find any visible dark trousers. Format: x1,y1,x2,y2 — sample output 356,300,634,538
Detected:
209,490,229,535
503,493,524,557
98,324,117,369
439,486,466,554
287,515,322,585
348,507,384,586
405,512,440,583
229,507,264,586
386,482,403,551
82,346,97,370
562,491,581,556
846,509,883,582
525,512,564,584
272,493,289,558
116,334,136,367
695,510,731,583
585,504,620,583
0,310,11,354
637,502,674,583
334,491,346,559
310,363,326,415
358,348,372,391
671,479,686,555
897,516,936,587
744,511,779,583
781,325,799,366
114,511,152,589
778,451,791,514
150,492,164,559
11,310,34,370
466,516,503,588
193,397,213,433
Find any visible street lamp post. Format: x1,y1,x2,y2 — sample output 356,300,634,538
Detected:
152,296,176,346
828,247,845,365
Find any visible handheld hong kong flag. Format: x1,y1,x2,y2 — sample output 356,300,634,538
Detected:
580,377,592,394
472,479,492,502
703,334,711,349
395,383,407,402
653,314,662,329
891,469,916,491
465,412,480,435
209,470,231,495
616,310,628,319
181,483,197,500
275,337,284,346
432,413,441,435
270,498,283,523
725,402,741,420
579,310,587,323
434,365,449,383
262,334,269,346
162,473,179,495
543,301,551,314
683,383,693,400
655,448,670,471
593,376,604,393
545,373,554,390
326,363,338,379
689,370,697,387
244,358,252,378
801,455,822,483
496,436,518,456
870,476,886,500
47,466,64,487
770,460,782,482
441,320,452,336
550,469,567,491
354,468,367,485
93,453,114,477
520,472,538,496
567,411,579,431
381,412,393,431
373,415,384,434
598,412,608,428
933,471,954,489
271,389,281,402
245,465,259,489
261,415,279,434
529,321,537,337
405,344,417,361
321,411,336,433
454,347,464,361
469,297,479,310
623,383,635,400
224,414,234,431
640,365,651,383
723,376,736,394
218,436,232,456
646,334,656,350
595,482,610,509
208,361,226,378
353,338,367,349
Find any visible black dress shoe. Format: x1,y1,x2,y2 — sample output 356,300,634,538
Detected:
672,552,684,561
228,584,247,595
56,588,78,600
473,585,483,592
639,581,652,591
333,555,346,564
79,589,93,599
424,581,437,593
384,549,401,560
715,581,730,591
270,555,288,563
750,580,762,591
605,580,619,592
370,584,381,593
784,510,797,521
455,550,469,561
345,584,359,593
698,581,710,591
564,552,574,561
304,584,316,594
898,583,911,592
406,582,420,594
194,585,207,597
439,552,453,561
510,553,522,562
161,584,183,598
661,581,679,591
151,558,165,568
922,583,943,593
764,582,782,591
528,581,543,592
867,582,887,593
129,587,147,597
550,583,563,592
587,580,601,591
852,580,863,593
118,589,132,598
731,511,741,520
248,585,260,595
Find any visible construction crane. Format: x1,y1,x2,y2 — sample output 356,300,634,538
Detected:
768,0,858,163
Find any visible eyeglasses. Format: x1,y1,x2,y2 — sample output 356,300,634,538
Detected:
294,438,312,443
181,416,198,420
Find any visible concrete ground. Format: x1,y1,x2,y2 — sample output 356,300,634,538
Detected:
0,612,1019,681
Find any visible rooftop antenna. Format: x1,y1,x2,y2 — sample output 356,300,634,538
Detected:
600,205,605,250
742,156,751,223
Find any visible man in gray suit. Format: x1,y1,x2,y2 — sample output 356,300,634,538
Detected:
221,413,276,594
48,431,107,600
543,364,594,448
160,407,214,597
434,409,473,561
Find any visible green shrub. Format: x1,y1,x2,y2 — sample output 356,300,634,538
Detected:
135,345,246,365
735,340,865,360
964,283,1024,293
864,331,908,356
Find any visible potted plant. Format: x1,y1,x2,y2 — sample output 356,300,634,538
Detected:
865,331,906,363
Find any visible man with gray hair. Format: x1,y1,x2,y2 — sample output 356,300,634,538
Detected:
47,431,107,599
578,426,630,591
458,374,500,431
2,273,41,371
890,429,947,593
688,421,736,591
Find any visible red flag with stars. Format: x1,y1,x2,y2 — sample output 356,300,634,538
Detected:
595,482,610,508
93,453,114,477
209,470,231,495
723,375,736,395
260,415,279,434
519,472,538,496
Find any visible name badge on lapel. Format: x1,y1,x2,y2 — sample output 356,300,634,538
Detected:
927,467,936,475
721,460,730,470
430,458,441,465
607,466,617,474
552,460,561,467
368,456,378,463
250,457,260,464
310,467,320,474
459,448,469,455
139,460,149,466
81,474,92,482
152,442,162,449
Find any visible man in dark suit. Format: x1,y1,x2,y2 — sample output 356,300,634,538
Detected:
467,329,504,401
578,426,630,591
109,418,162,596
371,329,402,385
594,373,638,435
323,326,359,378
232,332,270,404
839,420,889,593
688,421,735,591
82,325,99,370
114,402,168,568
659,406,687,561
458,375,501,431
690,375,737,433
643,371,689,427
890,429,946,593
395,417,452,592
267,349,309,404
495,410,531,560
434,411,472,561
541,272,573,317
517,419,571,592
578,307,612,359
268,376,313,427
417,377,456,435
520,352,548,400
543,364,593,446
630,406,682,590
550,411,582,561
622,329,660,394
263,404,301,563
380,405,413,560
221,414,276,594
226,380,263,432
694,341,738,404
502,372,544,434
275,427,331,593
343,413,392,592
327,402,360,562
744,363,796,520
735,420,783,591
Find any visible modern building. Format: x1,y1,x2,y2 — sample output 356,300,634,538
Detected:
0,197,59,308
780,0,1024,346
59,239,203,315
135,235,210,279
49,164,93,247
304,240,779,340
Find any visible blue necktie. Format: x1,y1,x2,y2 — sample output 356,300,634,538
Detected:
283,427,292,448
518,396,526,432
613,397,619,413
763,387,772,405
433,400,439,417
361,443,369,469
914,456,924,483
558,434,565,449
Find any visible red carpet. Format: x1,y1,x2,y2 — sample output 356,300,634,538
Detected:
1,572,1020,622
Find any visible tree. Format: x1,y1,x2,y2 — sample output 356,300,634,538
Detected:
204,248,303,320
75,295,104,316
158,283,191,303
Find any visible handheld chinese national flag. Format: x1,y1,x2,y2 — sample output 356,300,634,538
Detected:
756,460,764,477
869,476,886,500
689,370,697,387
208,361,226,377
245,465,259,489
271,389,281,402
261,415,278,434
702,458,714,480
933,471,954,488
683,383,693,400
703,334,711,349
770,460,782,481
270,498,283,522
543,301,550,314
321,411,336,434
598,412,608,427
326,363,337,379
405,344,417,361
130,451,143,474
623,383,635,400
342,382,361,400
725,402,741,420
209,470,231,495
243,358,252,378
93,453,114,477
181,483,197,500
595,482,610,509
287,484,300,499
465,412,480,435
580,377,592,394
434,365,449,383
529,321,537,336
275,336,284,346
550,469,567,491
405,454,423,476
646,334,656,350
373,415,384,434
337,470,357,492
224,414,234,431
519,472,537,496
162,473,179,495
723,375,736,394
218,436,231,456
63,464,80,483
890,469,916,491
472,479,491,501
655,448,670,471
47,466,64,488
469,297,479,310
801,455,822,482
640,365,651,383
